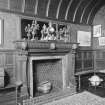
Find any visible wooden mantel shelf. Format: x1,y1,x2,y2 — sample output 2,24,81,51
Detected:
14,40,78,54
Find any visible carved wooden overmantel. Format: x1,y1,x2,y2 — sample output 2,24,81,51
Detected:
14,40,78,101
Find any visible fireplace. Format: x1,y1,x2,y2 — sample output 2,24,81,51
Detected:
15,40,78,103
29,55,71,97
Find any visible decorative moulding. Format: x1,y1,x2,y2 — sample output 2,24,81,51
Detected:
0,18,4,46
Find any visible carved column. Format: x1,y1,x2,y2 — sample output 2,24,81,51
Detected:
66,51,76,89
15,52,28,96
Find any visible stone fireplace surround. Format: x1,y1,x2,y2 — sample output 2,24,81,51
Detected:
15,40,78,104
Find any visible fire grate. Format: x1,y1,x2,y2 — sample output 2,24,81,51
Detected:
33,59,63,96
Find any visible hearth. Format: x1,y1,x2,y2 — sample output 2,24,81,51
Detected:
33,58,62,96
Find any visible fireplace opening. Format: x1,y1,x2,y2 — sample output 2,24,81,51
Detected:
32,59,63,97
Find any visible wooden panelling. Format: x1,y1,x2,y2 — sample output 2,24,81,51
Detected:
0,50,16,104
0,53,4,66
5,53,14,66
0,50,16,85
0,91,16,105
5,67,15,84
94,50,105,71
37,0,48,17
48,0,60,18
75,49,94,73
67,0,80,21
74,0,89,23
82,0,98,24
24,0,36,14
84,59,93,69
0,0,8,9
96,60,105,69
0,0,103,25
58,0,70,20
75,60,82,72
75,49,105,74
9,0,23,11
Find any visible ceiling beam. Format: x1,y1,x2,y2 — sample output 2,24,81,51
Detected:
35,0,38,15
65,0,73,20
73,0,84,22
80,0,93,23
22,0,25,12
46,0,51,17
86,0,102,24
56,0,62,19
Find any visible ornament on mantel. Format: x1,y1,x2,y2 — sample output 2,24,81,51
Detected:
58,25,71,42
41,22,56,41
25,20,39,40
25,24,32,40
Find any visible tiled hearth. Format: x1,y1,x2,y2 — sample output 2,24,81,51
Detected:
15,40,78,104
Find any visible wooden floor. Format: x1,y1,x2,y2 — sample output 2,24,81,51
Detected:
0,88,16,105
43,91,105,105
1,72,105,105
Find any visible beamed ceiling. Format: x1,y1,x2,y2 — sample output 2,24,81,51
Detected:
0,0,105,25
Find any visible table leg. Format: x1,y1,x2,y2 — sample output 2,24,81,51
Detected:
78,75,81,91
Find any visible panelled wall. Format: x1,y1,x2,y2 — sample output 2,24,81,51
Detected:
93,6,105,72
0,12,20,86
75,48,105,73
0,11,92,86
75,48,94,73
0,50,16,86
94,49,105,71
75,5,105,74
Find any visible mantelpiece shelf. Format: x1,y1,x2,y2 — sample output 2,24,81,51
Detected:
15,40,78,54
